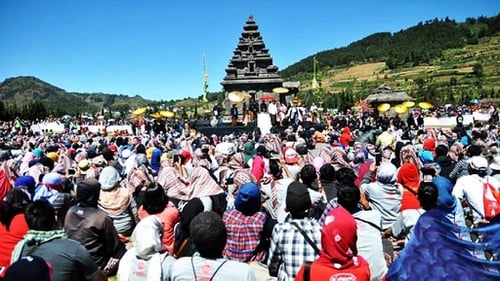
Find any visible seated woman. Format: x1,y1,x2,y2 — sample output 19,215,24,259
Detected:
98,166,138,236
386,182,500,280
294,207,370,281
138,182,179,255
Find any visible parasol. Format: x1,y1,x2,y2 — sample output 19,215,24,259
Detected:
418,102,433,109
377,103,391,112
403,101,415,108
394,104,408,114
272,87,289,94
150,112,163,119
160,110,175,118
228,91,245,103
133,107,147,115
260,93,276,101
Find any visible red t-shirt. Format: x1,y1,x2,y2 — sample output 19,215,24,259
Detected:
250,155,265,181
138,204,179,255
0,214,29,277
295,259,371,281
400,189,421,211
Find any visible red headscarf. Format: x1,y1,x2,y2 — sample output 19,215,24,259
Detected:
397,163,420,190
0,170,12,202
317,207,359,269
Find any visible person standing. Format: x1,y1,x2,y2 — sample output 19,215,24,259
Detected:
268,100,278,126
231,104,239,126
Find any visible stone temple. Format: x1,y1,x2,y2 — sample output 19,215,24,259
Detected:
221,15,283,108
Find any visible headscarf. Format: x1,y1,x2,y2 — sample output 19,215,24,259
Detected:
317,207,362,270
376,162,397,185
432,176,456,212
399,145,422,169
157,166,190,200
448,142,463,163
228,152,245,169
243,142,254,164
188,166,224,199
76,178,101,208
397,163,420,190
0,169,12,201
1,159,18,185
330,147,351,171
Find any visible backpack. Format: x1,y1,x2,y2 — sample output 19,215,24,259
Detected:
483,181,500,221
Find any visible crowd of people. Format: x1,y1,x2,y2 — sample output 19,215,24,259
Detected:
0,103,499,281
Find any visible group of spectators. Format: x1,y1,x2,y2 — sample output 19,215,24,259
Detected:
0,104,498,281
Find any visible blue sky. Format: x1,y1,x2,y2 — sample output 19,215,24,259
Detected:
0,0,497,101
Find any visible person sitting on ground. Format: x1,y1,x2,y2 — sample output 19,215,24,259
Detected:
223,182,276,263
64,178,126,276
0,189,31,278
386,181,500,280
172,197,206,258
138,182,179,255
98,166,138,236
294,207,370,281
337,184,387,281
117,197,176,281
11,200,107,281
3,255,51,281
360,162,402,230
268,181,322,281
33,172,75,229
169,211,257,281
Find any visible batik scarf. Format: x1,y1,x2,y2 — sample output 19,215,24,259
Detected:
11,230,66,262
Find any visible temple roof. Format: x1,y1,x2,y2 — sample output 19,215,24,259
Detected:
221,15,283,92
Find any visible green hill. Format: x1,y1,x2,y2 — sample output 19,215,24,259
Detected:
280,14,500,111
0,76,152,119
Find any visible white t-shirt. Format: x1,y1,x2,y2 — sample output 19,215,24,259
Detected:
453,174,500,222
169,254,256,281
391,208,425,242
353,210,388,281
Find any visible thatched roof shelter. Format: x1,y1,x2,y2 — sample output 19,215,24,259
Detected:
364,85,415,104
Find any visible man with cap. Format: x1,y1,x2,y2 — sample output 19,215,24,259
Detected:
64,178,126,276
453,156,500,224
267,181,321,281
223,182,276,263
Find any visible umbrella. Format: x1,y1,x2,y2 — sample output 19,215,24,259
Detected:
133,107,147,115
97,115,105,119
418,102,433,109
228,91,245,103
272,87,289,94
150,112,163,119
377,103,390,112
260,93,276,101
160,111,175,118
394,104,408,114
403,101,415,108
470,99,480,104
